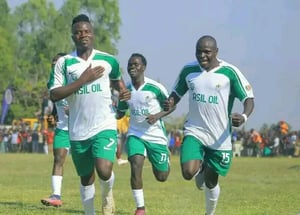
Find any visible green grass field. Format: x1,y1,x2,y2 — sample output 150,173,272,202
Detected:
0,154,299,215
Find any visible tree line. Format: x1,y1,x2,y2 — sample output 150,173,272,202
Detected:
0,0,121,123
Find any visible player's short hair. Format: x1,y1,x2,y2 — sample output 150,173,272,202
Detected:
130,53,147,66
72,14,91,26
56,52,67,57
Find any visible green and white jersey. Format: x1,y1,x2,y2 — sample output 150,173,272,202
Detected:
119,77,169,145
48,49,121,140
172,60,254,150
54,100,69,131
48,68,69,131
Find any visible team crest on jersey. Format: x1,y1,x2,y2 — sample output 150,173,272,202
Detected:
189,82,195,91
245,85,252,91
69,72,78,81
145,95,151,103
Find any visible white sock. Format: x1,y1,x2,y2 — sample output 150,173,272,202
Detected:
80,183,95,215
52,175,63,196
100,171,115,198
132,189,144,208
205,183,220,215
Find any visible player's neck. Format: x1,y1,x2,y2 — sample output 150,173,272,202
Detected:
206,60,220,72
132,77,144,90
76,48,93,60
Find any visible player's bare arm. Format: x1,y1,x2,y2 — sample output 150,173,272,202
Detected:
50,65,104,102
111,79,131,101
163,92,179,112
146,100,176,125
231,98,255,127
146,93,178,125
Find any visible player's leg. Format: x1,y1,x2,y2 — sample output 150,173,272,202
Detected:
204,149,232,215
127,136,146,215
72,138,96,215
180,135,204,181
93,130,117,215
146,142,170,182
116,133,128,165
41,129,70,207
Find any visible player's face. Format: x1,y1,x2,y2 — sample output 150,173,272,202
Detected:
71,22,94,50
195,39,218,71
127,56,145,80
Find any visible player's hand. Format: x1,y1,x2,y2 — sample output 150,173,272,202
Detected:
231,113,245,127
146,114,158,125
163,97,175,111
80,64,104,83
119,88,131,101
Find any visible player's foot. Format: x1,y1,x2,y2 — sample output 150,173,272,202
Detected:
102,190,115,215
195,166,205,190
41,194,62,207
117,158,128,165
134,208,146,215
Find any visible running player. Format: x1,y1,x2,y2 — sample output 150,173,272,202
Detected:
48,14,130,215
41,52,69,207
164,35,255,215
117,53,174,215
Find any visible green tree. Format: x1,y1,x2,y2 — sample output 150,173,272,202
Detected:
2,0,121,123
0,0,15,92
59,0,121,54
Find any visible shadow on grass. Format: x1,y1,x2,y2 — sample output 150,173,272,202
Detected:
0,201,131,214
288,165,300,170
0,201,82,214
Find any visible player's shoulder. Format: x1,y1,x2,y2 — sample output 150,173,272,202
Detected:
145,77,167,89
144,77,168,94
179,60,203,78
145,77,159,85
182,60,200,69
93,49,118,60
219,59,241,73
58,51,77,62
93,49,120,68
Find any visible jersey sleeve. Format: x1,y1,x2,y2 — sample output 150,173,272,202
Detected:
108,57,121,80
172,67,189,97
231,67,254,102
156,83,169,108
47,57,67,90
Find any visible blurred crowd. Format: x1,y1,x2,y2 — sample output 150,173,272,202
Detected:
231,121,300,158
167,121,300,158
0,118,55,154
1,119,299,158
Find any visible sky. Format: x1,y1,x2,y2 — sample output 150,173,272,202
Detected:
7,0,300,130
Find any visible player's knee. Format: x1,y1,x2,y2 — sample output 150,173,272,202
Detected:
155,173,169,182
182,170,194,180
54,155,65,166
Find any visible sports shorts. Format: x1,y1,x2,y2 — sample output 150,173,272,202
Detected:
71,129,117,176
53,128,70,149
127,135,169,172
180,135,232,176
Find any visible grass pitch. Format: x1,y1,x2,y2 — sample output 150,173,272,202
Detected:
0,153,299,215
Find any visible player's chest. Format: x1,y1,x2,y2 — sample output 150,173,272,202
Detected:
187,73,230,93
66,60,112,83
129,91,156,107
